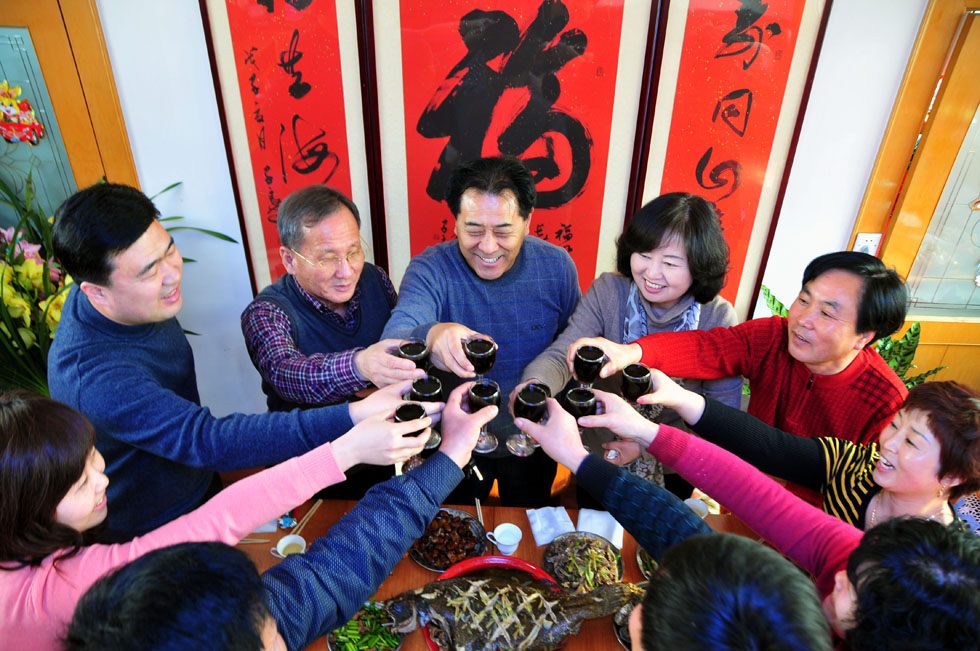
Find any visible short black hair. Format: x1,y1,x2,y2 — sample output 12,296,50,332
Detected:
445,156,536,219
801,252,908,344
277,184,361,250
615,193,729,303
846,518,980,651
65,543,268,651
641,533,830,650
53,183,160,285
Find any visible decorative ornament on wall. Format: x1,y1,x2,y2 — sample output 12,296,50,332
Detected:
0,81,45,145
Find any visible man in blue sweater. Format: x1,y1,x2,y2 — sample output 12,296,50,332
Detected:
65,386,497,650
48,183,435,542
381,156,580,507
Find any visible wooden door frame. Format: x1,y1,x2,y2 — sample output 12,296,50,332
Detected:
849,0,980,271
1,0,137,188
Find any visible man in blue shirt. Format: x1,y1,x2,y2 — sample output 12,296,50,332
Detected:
382,156,580,506
48,183,432,541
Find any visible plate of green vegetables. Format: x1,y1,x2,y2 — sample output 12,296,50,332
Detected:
542,532,623,594
326,601,402,651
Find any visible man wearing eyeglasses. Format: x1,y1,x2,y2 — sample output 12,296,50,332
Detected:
241,185,424,413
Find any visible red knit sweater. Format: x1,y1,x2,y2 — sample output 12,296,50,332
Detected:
636,316,907,446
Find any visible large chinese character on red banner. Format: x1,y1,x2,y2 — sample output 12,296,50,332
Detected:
658,0,807,304
399,0,626,291
223,0,352,283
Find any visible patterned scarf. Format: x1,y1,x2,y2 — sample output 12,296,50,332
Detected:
623,282,701,342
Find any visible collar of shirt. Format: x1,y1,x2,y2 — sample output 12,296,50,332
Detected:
294,279,361,330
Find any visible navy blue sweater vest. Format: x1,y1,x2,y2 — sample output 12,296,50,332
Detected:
255,263,392,410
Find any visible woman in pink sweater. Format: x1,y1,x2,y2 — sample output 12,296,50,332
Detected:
0,390,432,649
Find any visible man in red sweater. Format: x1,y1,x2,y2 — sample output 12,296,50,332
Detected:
569,251,908,447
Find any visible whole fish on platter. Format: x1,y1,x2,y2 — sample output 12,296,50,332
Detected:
385,569,643,650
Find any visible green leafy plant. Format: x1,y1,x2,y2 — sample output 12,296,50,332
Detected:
0,175,236,394
759,285,944,389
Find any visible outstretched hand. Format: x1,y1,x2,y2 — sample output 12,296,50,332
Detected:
330,411,429,470
564,337,642,380
636,369,707,425
354,339,426,388
513,398,588,472
439,382,498,469
577,389,660,448
426,323,481,377
348,379,444,424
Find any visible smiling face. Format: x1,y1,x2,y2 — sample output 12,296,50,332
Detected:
873,408,957,498
280,206,364,309
80,220,184,326
629,234,694,309
454,189,530,280
786,269,875,375
55,448,109,532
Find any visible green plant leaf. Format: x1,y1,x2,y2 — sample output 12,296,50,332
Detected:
761,285,789,317
149,181,183,200
166,226,238,243
158,216,185,222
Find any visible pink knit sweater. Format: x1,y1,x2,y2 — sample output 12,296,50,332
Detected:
649,424,861,598
0,443,344,649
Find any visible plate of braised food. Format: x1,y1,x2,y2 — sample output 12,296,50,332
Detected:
611,582,648,650
542,532,624,594
409,508,486,572
384,555,644,650
326,601,402,651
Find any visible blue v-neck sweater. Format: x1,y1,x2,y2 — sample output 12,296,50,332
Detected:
49,286,353,541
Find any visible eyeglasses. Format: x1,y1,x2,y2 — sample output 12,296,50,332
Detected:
289,246,365,275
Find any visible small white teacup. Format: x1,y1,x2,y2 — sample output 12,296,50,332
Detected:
272,534,307,559
684,497,710,519
486,522,522,555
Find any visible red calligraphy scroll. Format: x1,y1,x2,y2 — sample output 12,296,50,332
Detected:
399,0,626,291
659,0,806,302
224,0,352,282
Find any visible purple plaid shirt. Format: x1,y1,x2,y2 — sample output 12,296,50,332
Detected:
241,269,397,405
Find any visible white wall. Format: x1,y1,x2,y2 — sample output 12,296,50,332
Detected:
96,0,266,415
753,0,928,315
93,0,928,408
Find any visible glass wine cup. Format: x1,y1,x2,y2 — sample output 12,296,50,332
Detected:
468,378,501,454
563,387,598,455
464,336,497,378
621,363,653,403
573,345,605,388
397,338,430,370
507,383,551,457
409,374,444,450
393,402,427,473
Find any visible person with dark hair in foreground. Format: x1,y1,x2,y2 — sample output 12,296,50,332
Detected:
381,156,580,507
63,383,495,651
633,534,830,651
566,251,909,447
516,394,980,649
48,183,435,541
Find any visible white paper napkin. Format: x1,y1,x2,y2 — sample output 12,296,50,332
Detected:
252,519,279,533
576,509,625,549
526,506,575,546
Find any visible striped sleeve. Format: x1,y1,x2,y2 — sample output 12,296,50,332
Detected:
816,437,880,528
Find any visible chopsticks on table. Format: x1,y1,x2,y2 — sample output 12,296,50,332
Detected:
474,497,484,527
238,537,269,544
292,499,322,537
